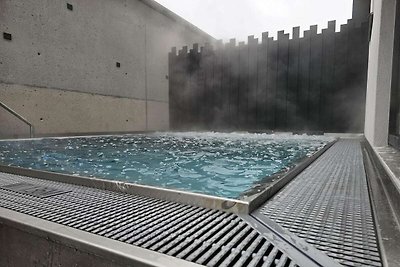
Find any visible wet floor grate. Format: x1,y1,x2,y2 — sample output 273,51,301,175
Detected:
253,139,382,267
0,182,70,198
0,172,313,267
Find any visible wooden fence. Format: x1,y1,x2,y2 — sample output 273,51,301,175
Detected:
169,19,369,133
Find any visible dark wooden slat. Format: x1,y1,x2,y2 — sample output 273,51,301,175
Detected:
207,43,217,130
227,40,237,129
238,41,249,129
230,39,240,129
287,27,300,131
173,47,186,129
266,37,278,130
390,2,400,136
180,46,190,129
256,32,269,129
197,46,207,129
248,36,259,130
219,42,230,129
320,21,336,132
346,22,368,133
298,30,311,130
309,25,323,131
332,24,349,132
276,31,290,130
188,44,200,128
212,41,224,130
360,21,370,131
168,47,178,129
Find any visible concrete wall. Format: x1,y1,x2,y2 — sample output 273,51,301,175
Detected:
365,0,398,146
0,84,155,137
0,0,213,138
0,207,196,267
0,223,125,267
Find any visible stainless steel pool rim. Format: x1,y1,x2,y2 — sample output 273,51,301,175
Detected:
0,139,336,214
243,139,336,212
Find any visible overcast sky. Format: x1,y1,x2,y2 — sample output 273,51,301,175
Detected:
155,0,353,41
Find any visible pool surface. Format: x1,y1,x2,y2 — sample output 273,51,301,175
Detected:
0,132,333,199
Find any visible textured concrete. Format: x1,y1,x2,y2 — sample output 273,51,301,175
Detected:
374,145,400,217
0,224,124,267
0,83,150,136
0,105,31,139
0,0,210,100
364,0,397,147
364,143,400,267
0,0,213,137
147,100,169,131
0,207,202,267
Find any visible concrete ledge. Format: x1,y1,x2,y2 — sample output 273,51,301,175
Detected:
362,141,400,267
371,145,400,220
0,207,200,267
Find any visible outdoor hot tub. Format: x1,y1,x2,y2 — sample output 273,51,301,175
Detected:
0,132,335,213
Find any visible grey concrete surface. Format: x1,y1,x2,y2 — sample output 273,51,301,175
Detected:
0,207,202,267
374,145,400,219
0,104,31,139
364,0,397,147
0,84,149,136
0,224,125,267
0,0,213,137
0,0,211,100
363,143,400,267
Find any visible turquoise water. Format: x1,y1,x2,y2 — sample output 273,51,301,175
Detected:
0,132,332,199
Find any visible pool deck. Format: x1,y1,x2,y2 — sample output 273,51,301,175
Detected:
252,139,381,267
0,138,394,266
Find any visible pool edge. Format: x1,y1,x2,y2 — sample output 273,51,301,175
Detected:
0,140,335,215
245,139,337,213
0,164,250,214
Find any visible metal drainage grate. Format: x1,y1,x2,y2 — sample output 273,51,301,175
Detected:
0,172,306,267
253,139,382,267
1,182,70,198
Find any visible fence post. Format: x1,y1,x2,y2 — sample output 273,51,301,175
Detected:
309,25,323,131
287,27,300,131
321,21,336,132
248,35,258,130
257,32,269,130
332,23,349,132
168,47,177,129
276,31,290,130
266,36,278,130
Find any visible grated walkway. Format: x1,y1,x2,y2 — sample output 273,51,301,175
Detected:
0,171,333,267
253,139,382,266
0,139,383,266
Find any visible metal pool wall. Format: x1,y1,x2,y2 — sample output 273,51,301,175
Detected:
169,19,370,133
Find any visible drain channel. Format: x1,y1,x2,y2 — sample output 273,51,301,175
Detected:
1,182,70,198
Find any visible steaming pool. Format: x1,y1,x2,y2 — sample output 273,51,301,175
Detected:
0,132,333,199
